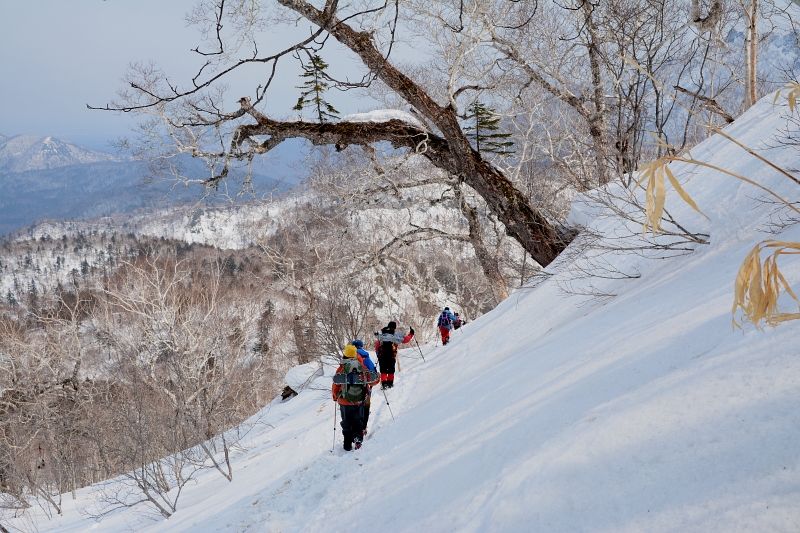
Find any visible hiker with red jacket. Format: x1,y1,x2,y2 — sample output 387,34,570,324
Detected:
332,343,380,451
437,307,457,345
374,321,414,389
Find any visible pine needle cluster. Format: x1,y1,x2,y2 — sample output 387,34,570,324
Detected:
463,101,514,157
293,54,339,123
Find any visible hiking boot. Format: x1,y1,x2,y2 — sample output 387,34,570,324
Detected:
343,442,352,451
354,437,362,450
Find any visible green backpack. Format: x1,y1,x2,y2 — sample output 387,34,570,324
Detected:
334,358,373,403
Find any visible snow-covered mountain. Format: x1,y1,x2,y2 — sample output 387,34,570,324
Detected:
0,134,125,173
5,93,800,532
0,134,147,235
0,134,298,237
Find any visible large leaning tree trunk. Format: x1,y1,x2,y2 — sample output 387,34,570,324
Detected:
250,1,566,267
100,0,570,268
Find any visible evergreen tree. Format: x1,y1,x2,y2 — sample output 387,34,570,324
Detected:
292,54,339,123
253,300,276,355
6,289,17,306
463,101,514,157
27,279,39,309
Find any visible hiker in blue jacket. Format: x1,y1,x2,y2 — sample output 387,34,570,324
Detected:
333,341,379,451
352,340,376,437
437,307,457,345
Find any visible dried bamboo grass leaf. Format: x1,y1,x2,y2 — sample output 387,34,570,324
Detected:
665,166,709,220
653,164,666,231
769,312,800,325
635,156,706,236
733,248,757,310
669,157,800,215
644,164,657,236
774,81,800,113
644,131,674,151
733,246,762,328
732,240,800,328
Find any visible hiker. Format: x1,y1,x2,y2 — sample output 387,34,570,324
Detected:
374,321,414,389
351,339,376,436
332,343,380,451
437,307,457,345
453,312,465,330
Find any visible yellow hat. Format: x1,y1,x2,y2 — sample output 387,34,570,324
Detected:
343,345,357,358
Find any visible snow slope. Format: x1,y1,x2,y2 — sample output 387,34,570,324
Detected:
341,109,427,130
6,94,800,533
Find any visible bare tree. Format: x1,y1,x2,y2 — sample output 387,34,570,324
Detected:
743,0,761,109
95,257,267,484
97,0,571,268
0,298,87,515
305,145,513,304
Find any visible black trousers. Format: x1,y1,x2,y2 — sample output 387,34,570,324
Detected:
339,403,365,450
377,353,396,375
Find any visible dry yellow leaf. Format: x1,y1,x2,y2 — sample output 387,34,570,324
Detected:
773,81,800,113
633,157,708,237
733,240,800,328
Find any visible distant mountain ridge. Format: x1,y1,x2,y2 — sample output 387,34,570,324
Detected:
0,134,296,237
0,134,126,173
0,134,144,235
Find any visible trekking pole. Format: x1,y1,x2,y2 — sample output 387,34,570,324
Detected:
413,334,426,361
332,403,337,453
380,387,395,420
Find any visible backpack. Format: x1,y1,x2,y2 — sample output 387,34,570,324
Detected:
377,331,399,359
333,358,377,403
380,341,395,358
438,312,451,328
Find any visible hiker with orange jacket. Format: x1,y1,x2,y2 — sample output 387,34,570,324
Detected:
374,321,414,389
332,343,380,451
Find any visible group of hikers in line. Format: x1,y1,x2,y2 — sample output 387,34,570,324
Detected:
331,308,465,451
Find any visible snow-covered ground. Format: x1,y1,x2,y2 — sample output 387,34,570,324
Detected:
6,93,800,532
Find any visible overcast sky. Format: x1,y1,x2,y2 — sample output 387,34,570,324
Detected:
0,0,375,153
